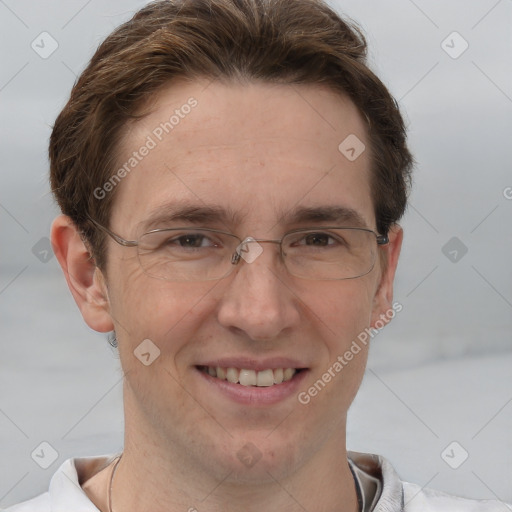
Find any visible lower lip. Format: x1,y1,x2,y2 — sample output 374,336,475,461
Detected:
195,367,309,405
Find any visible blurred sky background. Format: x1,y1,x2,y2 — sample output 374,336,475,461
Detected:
1,0,511,508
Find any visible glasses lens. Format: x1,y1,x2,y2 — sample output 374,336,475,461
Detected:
282,228,377,280
137,229,238,281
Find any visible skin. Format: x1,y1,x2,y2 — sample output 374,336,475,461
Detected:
52,79,402,512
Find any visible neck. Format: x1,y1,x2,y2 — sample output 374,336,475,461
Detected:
113,446,358,512
110,403,358,512
105,382,358,512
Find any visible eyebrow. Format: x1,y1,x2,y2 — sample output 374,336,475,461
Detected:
280,205,368,229
139,203,245,231
139,202,369,232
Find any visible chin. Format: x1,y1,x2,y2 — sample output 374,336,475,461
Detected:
210,433,304,484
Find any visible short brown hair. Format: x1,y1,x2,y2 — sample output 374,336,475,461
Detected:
49,0,413,270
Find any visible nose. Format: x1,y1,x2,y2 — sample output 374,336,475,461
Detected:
216,241,301,341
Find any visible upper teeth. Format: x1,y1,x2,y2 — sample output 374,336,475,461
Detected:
202,366,297,387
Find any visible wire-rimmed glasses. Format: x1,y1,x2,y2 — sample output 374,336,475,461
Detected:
86,216,389,281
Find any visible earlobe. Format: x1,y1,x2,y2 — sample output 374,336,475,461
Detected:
370,224,403,329
51,215,114,333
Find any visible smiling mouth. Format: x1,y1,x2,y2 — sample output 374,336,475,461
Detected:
197,366,305,387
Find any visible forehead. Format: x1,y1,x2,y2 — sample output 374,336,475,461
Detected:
111,79,374,234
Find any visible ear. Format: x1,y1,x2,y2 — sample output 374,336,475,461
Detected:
370,224,403,329
50,215,114,333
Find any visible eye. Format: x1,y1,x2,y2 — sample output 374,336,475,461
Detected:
293,232,343,248
174,234,209,248
165,233,219,249
301,232,335,247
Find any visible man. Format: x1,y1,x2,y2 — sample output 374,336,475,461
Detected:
5,0,508,510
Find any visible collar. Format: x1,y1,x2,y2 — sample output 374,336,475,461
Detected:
348,451,404,512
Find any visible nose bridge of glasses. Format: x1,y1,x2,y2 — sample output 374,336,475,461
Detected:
231,236,283,265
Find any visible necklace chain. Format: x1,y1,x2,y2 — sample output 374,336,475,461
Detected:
107,454,122,512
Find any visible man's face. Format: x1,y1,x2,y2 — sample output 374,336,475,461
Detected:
101,80,398,481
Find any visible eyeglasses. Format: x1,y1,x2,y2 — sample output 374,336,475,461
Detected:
86,216,388,281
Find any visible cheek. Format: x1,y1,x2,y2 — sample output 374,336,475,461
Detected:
305,279,376,350
300,279,376,402
107,267,216,362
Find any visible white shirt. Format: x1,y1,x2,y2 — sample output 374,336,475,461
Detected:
3,451,508,511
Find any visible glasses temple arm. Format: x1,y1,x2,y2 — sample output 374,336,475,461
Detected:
86,214,138,247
